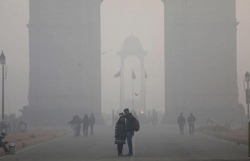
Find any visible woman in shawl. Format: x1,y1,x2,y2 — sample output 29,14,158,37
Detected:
115,113,126,156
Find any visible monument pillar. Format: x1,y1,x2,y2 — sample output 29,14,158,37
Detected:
162,0,238,123
27,0,103,125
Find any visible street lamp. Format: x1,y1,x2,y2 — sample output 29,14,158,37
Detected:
245,72,250,157
0,51,6,120
245,71,250,119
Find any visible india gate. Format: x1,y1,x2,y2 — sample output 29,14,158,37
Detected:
26,0,238,125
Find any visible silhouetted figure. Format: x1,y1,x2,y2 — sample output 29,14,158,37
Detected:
152,109,158,126
124,108,136,156
155,111,158,125
178,113,186,135
89,113,95,135
68,115,78,137
68,115,76,126
152,109,155,125
112,109,115,126
0,133,9,155
8,122,13,134
115,113,126,156
82,115,90,137
20,121,28,133
187,113,196,135
76,115,82,136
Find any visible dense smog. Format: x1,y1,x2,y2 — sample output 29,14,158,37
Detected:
0,0,250,160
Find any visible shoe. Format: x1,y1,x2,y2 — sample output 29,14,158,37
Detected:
5,152,10,155
118,154,123,157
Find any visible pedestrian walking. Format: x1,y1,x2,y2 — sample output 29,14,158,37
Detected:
82,114,90,137
115,113,126,156
124,108,137,156
89,113,95,135
187,113,196,135
75,115,82,136
8,122,13,134
178,112,186,135
68,115,78,137
0,121,8,134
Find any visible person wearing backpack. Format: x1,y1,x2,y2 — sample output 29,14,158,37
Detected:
124,108,137,156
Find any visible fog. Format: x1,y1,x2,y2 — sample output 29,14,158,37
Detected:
1,1,250,160
0,0,249,123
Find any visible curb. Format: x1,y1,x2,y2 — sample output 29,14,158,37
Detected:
0,133,69,160
201,132,248,146
0,130,69,155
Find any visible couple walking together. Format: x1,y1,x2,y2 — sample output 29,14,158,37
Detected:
178,113,196,135
114,108,140,157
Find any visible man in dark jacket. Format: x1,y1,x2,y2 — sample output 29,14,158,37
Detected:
0,133,9,155
89,113,95,135
124,108,136,156
187,113,196,135
178,112,186,135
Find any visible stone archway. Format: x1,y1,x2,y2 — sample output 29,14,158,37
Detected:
115,35,147,113
27,0,238,124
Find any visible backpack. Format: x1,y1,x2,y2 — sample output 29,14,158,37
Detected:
134,118,140,132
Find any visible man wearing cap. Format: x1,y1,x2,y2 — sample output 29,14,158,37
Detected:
0,133,10,155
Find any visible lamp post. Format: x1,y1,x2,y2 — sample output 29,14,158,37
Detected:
245,71,250,119
0,51,6,120
245,72,250,157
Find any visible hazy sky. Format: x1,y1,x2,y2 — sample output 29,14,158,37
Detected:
0,0,249,115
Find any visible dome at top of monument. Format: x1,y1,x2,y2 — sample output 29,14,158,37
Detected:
122,35,144,51
118,35,147,57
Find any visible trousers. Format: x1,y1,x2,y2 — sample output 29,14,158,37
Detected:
83,125,89,137
126,131,134,154
189,124,195,135
179,125,184,135
0,141,9,153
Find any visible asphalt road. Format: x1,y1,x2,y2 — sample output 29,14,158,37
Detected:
0,125,249,161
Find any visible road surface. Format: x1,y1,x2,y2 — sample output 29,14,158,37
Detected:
0,125,249,161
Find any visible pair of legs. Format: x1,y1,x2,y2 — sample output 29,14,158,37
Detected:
117,144,123,155
73,124,78,137
90,125,94,135
189,124,195,135
179,125,184,135
77,124,81,136
126,131,134,155
0,142,9,153
83,126,89,137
